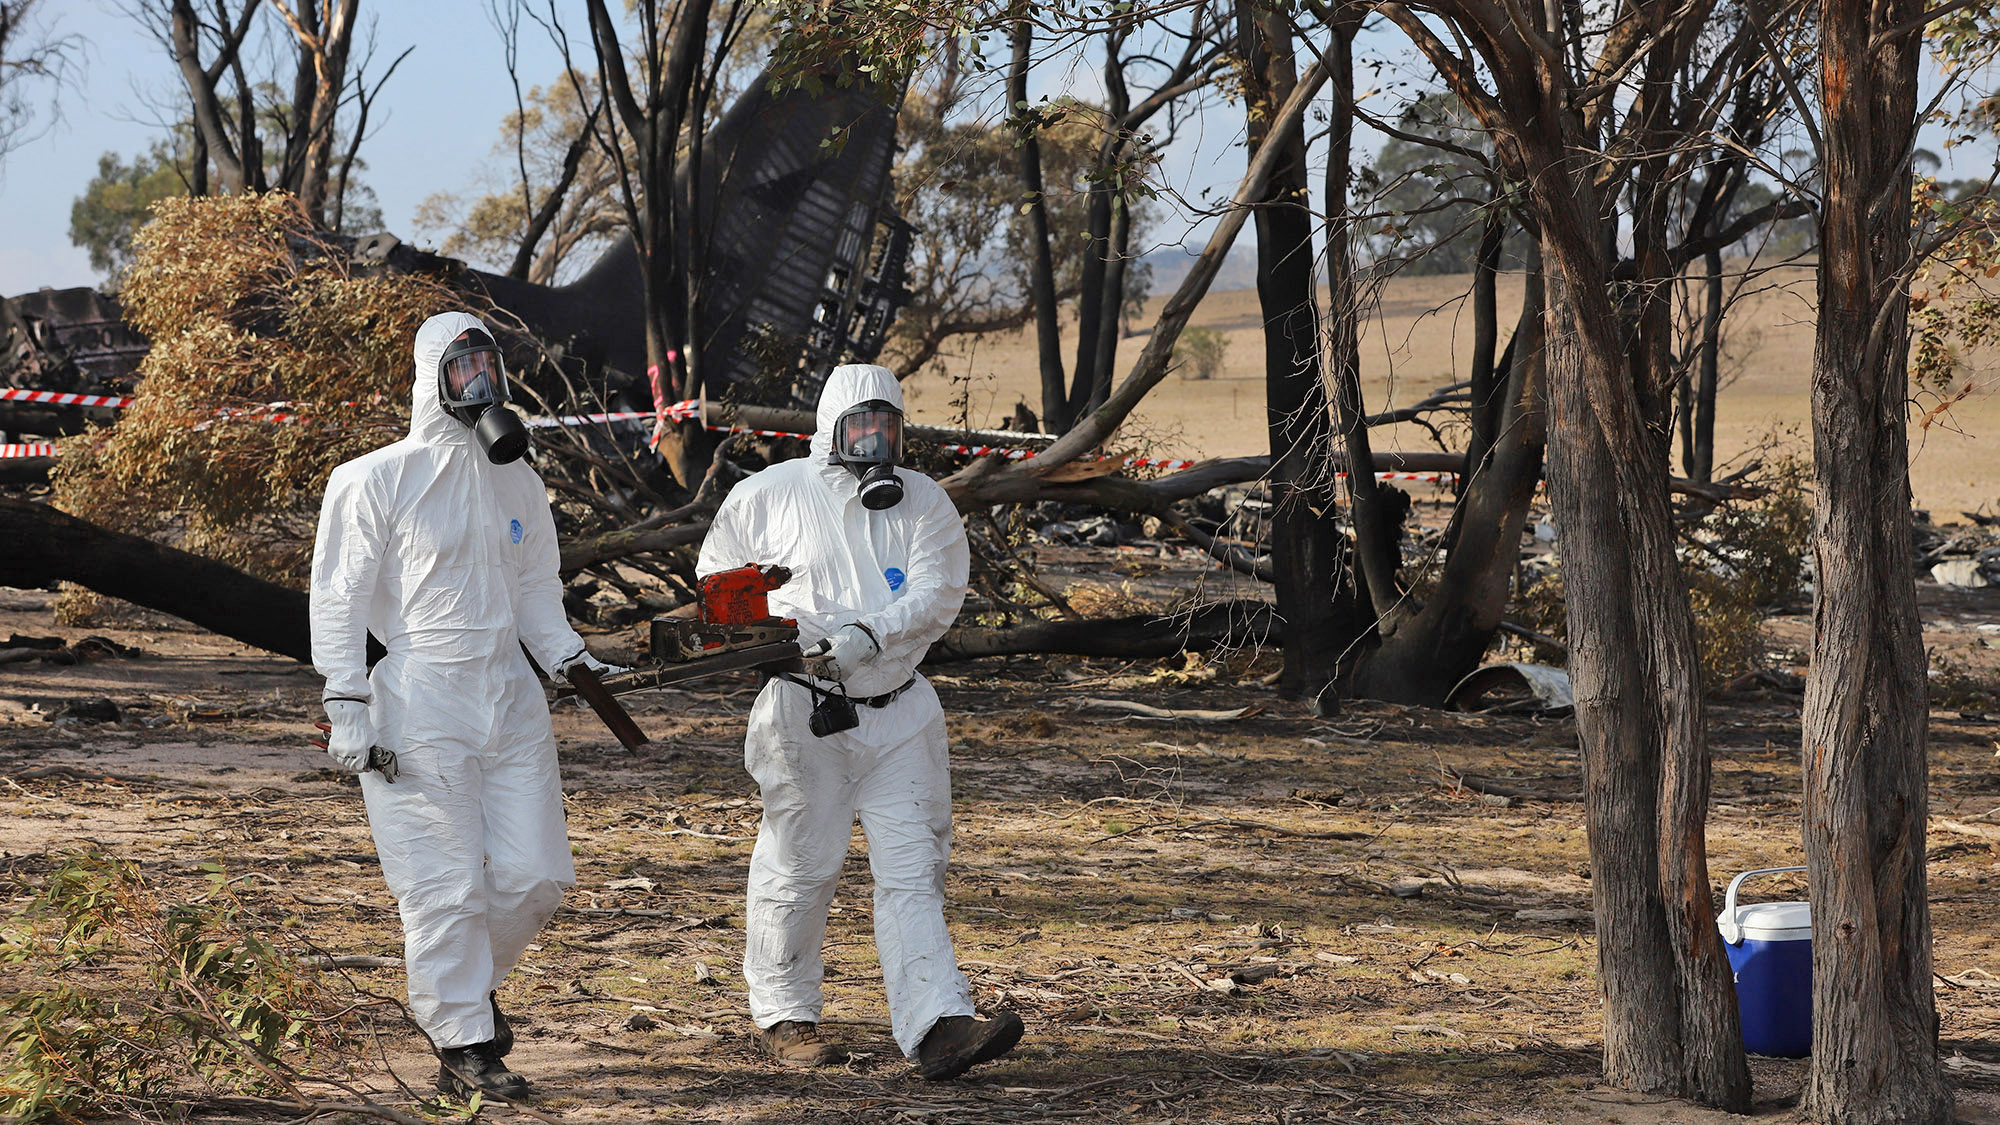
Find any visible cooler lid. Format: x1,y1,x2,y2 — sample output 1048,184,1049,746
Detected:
1718,900,1811,943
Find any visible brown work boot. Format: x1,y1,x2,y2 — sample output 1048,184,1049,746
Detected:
754,1020,848,1067
916,1011,1023,1080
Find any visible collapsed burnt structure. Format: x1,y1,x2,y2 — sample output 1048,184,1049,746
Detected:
0,67,910,457
0,288,148,428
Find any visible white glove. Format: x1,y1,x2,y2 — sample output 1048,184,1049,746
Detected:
811,624,880,682
324,699,375,772
554,648,630,682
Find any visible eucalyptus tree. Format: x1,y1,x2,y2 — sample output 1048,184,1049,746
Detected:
1368,0,1754,1107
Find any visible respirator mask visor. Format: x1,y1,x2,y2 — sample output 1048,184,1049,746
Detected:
437,329,530,464
831,400,904,510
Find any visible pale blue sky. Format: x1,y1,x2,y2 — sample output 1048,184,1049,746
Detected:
0,0,1262,295
0,0,575,293
3,3,1987,299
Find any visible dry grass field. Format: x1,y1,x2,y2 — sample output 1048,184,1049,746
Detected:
902,266,2000,519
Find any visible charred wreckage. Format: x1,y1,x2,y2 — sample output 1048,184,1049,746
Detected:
1,69,915,484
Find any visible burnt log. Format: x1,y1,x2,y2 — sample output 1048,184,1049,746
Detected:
928,600,1276,662
0,496,313,662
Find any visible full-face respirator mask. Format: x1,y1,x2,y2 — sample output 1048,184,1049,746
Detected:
830,399,904,510
438,329,531,464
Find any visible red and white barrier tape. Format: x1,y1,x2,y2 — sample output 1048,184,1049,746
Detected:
0,388,1458,481
0,387,133,408
1347,471,1457,483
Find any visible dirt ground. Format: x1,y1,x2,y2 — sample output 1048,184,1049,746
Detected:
6,555,2000,1123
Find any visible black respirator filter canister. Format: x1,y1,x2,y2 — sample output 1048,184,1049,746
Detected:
475,407,531,464
857,463,903,510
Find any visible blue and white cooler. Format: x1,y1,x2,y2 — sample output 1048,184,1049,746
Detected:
1716,865,1812,1058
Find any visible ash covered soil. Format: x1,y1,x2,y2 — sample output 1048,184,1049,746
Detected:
5,574,2000,1124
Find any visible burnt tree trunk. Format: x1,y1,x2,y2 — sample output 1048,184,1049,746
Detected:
1345,259,1546,704
1689,248,1722,483
587,0,713,490
1463,208,1508,478
0,497,312,662
1235,0,1349,701
1011,11,1070,433
1800,2,1950,1121
1319,12,1401,631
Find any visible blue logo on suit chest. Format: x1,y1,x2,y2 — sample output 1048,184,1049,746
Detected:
509,518,523,544
885,567,906,591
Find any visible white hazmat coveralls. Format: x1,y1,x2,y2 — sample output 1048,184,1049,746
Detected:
696,363,976,1059
310,311,583,1049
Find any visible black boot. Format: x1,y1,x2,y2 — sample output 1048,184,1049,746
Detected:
915,1012,1023,1081
490,992,513,1057
435,1040,529,1099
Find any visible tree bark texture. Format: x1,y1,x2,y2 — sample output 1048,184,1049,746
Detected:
1376,0,1748,1107
1800,2,1950,1121
1010,13,1069,432
1530,132,1749,1116
1346,264,1546,706
1235,0,1347,701
0,497,312,662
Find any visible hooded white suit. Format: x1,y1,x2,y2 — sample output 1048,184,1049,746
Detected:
696,363,976,1058
310,311,583,1049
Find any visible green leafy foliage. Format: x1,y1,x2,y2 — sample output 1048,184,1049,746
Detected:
1173,326,1228,380
66,144,189,281
0,854,344,1122
1514,458,1811,689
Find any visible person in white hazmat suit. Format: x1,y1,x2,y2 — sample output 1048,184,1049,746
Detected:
696,363,1023,1080
310,311,623,1099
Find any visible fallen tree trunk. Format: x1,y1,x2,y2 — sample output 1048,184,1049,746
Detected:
0,496,314,661
560,523,707,573
0,457,57,486
928,600,1276,662
3,496,1270,670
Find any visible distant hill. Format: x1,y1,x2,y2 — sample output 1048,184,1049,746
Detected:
1138,242,1260,295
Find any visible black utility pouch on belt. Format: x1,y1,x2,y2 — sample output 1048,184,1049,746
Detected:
777,671,918,738
808,687,860,737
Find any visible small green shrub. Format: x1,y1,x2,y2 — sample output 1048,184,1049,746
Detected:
1173,326,1228,380
0,853,344,1122
1509,457,1812,689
